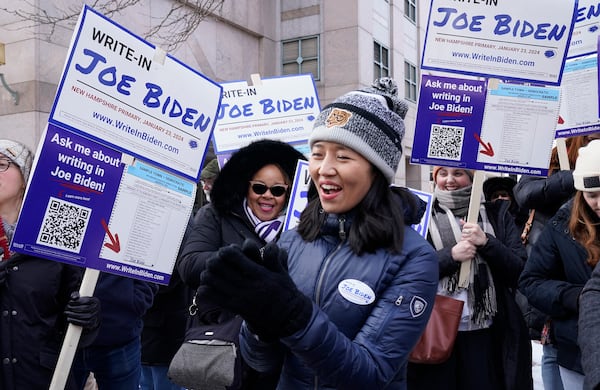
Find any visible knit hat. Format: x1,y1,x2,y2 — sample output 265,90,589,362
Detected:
200,159,220,180
482,176,516,202
432,166,474,184
0,139,33,183
573,139,600,192
309,77,408,183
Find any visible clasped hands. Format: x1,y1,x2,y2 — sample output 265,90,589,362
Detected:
451,221,488,263
198,239,312,341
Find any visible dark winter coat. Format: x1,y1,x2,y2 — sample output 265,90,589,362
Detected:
579,260,600,389
519,199,592,374
0,253,84,390
513,171,576,250
85,273,158,347
239,190,439,390
141,219,193,365
433,200,532,390
513,171,576,340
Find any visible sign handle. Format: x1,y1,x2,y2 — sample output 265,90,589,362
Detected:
49,268,100,390
556,138,569,171
458,170,485,288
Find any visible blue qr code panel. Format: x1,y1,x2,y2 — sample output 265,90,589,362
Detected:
427,124,465,161
37,197,92,253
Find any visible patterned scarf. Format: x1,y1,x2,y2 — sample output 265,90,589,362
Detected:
243,199,285,243
429,185,497,327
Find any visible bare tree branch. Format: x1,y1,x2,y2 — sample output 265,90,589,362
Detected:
0,0,225,51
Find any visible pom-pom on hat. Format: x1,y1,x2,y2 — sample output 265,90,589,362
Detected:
0,139,33,183
573,139,600,192
309,77,408,183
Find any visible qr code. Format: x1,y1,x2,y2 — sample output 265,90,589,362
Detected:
427,124,465,161
37,197,92,253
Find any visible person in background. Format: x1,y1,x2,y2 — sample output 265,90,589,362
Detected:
200,159,219,203
0,139,100,389
483,176,528,232
514,134,596,390
71,274,158,389
197,78,439,389
178,139,305,389
520,139,600,389
193,158,220,214
408,166,531,390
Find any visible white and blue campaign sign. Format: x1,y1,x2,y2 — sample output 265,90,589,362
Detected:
555,54,600,137
411,74,560,177
568,0,600,58
49,5,222,182
12,125,194,285
283,160,310,232
213,74,320,155
10,6,223,285
421,0,577,85
405,187,433,239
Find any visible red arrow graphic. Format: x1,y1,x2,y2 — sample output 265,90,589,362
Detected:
101,218,121,253
473,133,494,157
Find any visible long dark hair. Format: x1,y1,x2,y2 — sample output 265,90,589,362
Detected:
569,191,600,267
297,169,405,255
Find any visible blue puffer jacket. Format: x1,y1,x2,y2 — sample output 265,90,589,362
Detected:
519,199,592,374
240,207,439,389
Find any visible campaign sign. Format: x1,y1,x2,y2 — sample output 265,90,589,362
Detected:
556,54,600,138
411,75,487,170
12,125,192,284
568,0,600,58
404,187,433,239
283,160,310,232
49,5,222,182
421,0,577,85
212,74,320,154
411,74,560,177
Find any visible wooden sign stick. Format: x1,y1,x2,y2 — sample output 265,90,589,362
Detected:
49,268,100,390
458,170,485,288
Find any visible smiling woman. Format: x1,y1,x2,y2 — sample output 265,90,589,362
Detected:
177,139,306,389
193,78,439,389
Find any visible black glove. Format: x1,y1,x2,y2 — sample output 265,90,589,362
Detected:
65,292,101,330
198,240,312,341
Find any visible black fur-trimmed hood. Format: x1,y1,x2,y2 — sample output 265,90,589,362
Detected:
211,139,307,215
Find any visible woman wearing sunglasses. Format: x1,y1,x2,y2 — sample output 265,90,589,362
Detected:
196,79,439,389
178,138,306,389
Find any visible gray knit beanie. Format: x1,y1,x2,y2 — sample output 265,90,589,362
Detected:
0,139,33,183
309,77,407,183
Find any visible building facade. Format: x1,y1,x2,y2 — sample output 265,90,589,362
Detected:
0,0,430,189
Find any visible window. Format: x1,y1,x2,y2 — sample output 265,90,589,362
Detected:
404,0,416,23
373,41,389,79
282,36,320,80
404,61,417,102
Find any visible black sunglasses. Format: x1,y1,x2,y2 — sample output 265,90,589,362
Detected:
249,181,288,197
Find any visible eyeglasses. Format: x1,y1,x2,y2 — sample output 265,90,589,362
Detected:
249,181,288,197
0,159,12,173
